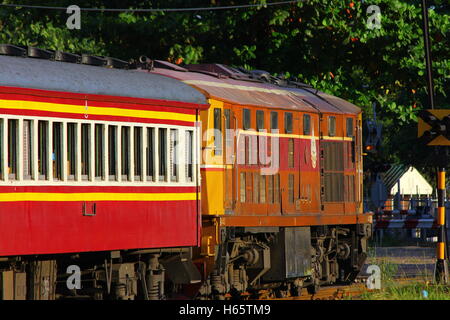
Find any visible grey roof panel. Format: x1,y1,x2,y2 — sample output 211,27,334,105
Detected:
0,55,207,105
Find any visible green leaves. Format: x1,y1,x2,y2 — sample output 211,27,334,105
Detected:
0,0,448,169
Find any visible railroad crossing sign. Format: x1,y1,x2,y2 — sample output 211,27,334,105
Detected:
418,109,450,146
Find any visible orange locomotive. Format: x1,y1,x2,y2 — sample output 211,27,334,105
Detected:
151,63,372,298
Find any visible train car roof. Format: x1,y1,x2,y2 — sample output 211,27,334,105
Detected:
0,55,207,106
150,66,361,115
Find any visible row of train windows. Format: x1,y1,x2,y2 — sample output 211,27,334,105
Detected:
214,109,355,155
1,119,195,183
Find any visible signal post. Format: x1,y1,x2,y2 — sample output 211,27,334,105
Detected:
418,110,450,283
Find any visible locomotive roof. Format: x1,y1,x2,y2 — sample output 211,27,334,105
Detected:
0,55,207,105
150,66,361,115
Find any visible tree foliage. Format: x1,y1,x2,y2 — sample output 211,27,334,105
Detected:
0,0,449,172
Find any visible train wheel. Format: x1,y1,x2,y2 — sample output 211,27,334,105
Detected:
306,279,320,295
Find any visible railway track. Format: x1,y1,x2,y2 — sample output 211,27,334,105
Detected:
255,277,426,301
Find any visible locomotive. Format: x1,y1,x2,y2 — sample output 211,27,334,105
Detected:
0,44,372,300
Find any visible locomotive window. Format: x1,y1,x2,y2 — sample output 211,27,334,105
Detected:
328,116,336,137
38,120,48,180
108,126,118,181
214,108,222,156
268,175,273,204
240,172,246,203
81,124,90,180
170,129,178,182
67,123,77,180
284,112,293,134
274,174,280,204
52,122,63,181
224,109,231,130
288,138,294,168
7,119,18,180
159,128,167,181
121,126,130,181
95,124,105,180
270,112,278,131
186,130,193,182
346,118,354,137
134,127,143,181
288,174,294,204
260,175,266,204
146,127,155,181
256,110,264,131
303,114,311,135
253,173,259,204
243,109,251,130
23,120,33,180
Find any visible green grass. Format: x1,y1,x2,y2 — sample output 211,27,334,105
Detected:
357,256,450,300
360,282,450,300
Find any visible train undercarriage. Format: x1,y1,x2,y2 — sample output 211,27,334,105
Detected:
197,224,372,299
0,223,371,300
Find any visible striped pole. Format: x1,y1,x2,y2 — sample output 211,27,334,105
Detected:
435,167,449,283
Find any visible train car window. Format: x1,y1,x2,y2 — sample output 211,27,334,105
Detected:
134,127,143,181
214,108,222,156
38,120,48,180
23,120,33,180
0,120,3,180
284,112,293,134
121,126,130,181
146,128,155,181
260,175,266,204
240,172,246,203
346,118,354,137
52,122,63,181
270,112,278,131
170,129,178,182
268,175,273,204
253,173,259,204
159,128,167,181
95,124,105,180
288,174,294,203
186,130,193,182
81,124,90,180
67,123,77,180
7,119,18,180
328,116,336,137
303,114,311,135
274,174,280,203
243,109,251,130
256,110,264,131
108,126,118,181
288,139,294,168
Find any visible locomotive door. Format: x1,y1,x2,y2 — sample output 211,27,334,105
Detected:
223,107,234,213
298,113,321,214
343,116,357,215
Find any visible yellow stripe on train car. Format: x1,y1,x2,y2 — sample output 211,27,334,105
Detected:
0,192,197,202
0,99,196,122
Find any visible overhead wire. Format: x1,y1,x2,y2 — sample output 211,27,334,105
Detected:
0,1,304,13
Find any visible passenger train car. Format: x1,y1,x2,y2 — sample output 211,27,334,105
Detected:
0,46,206,300
0,45,372,300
